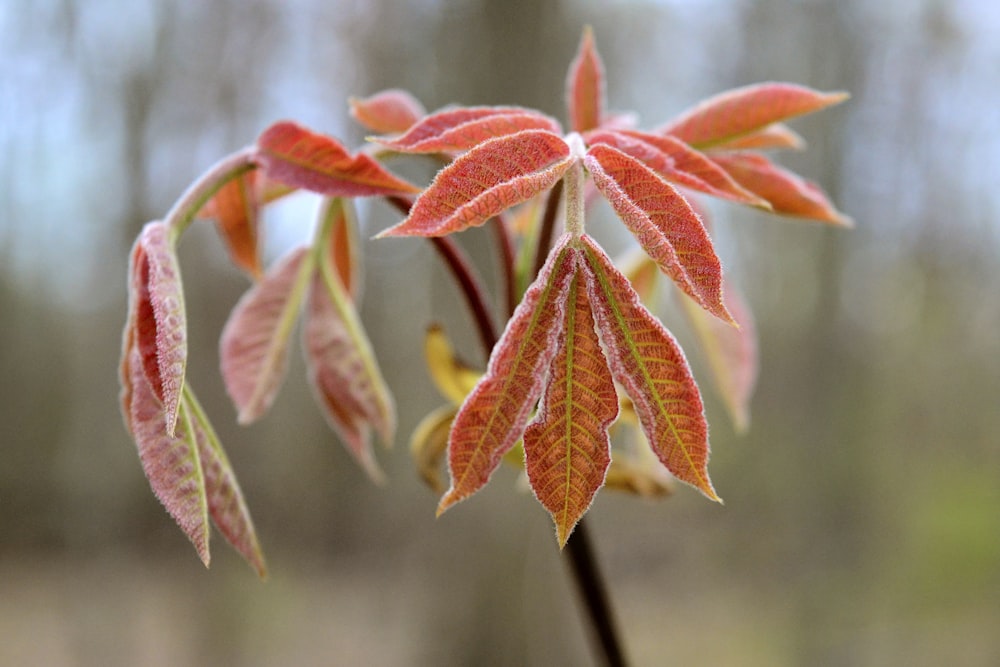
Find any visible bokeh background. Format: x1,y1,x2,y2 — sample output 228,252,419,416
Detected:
2,0,998,665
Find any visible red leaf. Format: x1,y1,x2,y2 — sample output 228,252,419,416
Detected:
373,106,562,154
438,237,577,514
661,83,849,149
349,88,426,134
256,121,420,197
220,247,313,424
579,236,719,500
128,346,210,565
379,130,572,237
679,281,758,432
711,152,852,225
185,389,268,578
131,221,187,436
566,26,605,133
319,197,362,300
200,170,263,279
709,123,805,151
524,270,618,547
586,129,769,208
304,267,395,483
584,143,734,324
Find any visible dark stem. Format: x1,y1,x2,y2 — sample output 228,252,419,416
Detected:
565,520,628,667
531,178,564,281
491,215,518,318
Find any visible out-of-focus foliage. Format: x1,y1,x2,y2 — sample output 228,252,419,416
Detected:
2,1,998,665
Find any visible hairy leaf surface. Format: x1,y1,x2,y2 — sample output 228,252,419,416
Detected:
710,123,805,151
257,121,419,197
580,236,719,500
584,143,734,324
438,238,576,514
380,130,572,237
711,152,852,225
374,107,561,154
220,247,312,424
185,388,267,578
662,83,849,149
201,170,263,279
524,270,617,547
566,26,605,133
131,221,187,436
349,89,426,134
128,346,209,564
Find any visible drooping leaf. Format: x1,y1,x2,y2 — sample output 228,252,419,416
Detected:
711,152,852,225
349,88,426,134
379,130,573,238
410,404,459,494
661,82,849,149
586,129,769,208
566,26,605,133
128,346,209,565
524,270,618,547
584,143,735,325
438,237,577,514
424,324,482,406
579,235,719,501
220,247,313,424
304,265,395,483
710,123,805,151
319,197,362,299
256,121,420,197
678,281,758,433
184,387,267,578
200,170,263,279
373,106,561,154
132,221,187,436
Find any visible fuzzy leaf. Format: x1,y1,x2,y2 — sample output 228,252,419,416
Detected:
201,170,263,279
679,281,758,433
710,123,805,151
424,324,482,406
410,405,458,494
711,152,852,225
661,83,849,149
524,270,618,547
584,143,734,324
128,346,210,565
580,236,719,501
373,106,561,154
256,121,420,197
131,221,187,436
349,89,426,134
185,388,267,578
438,237,576,514
220,247,313,424
304,266,395,483
566,26,605,133
586,130,769,208
379,130,572,237
319,197,362,299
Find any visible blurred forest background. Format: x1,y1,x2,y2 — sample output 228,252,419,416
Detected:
2,0,998,665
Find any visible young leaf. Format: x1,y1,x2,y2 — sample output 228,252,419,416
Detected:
220,247,313,424
566,26,605,133
424,324,482,406
128,346,210,565
678,281,758,433
379,130,573,238
661,83,849,149
584,143,735,325
709,123,805,152
132,221,187,436
410,405,459,494
524,271,618,547
319,197,362,300
349,88,426,134
185,387,267,578
586,129,770,208
372,106,561,154
256,121,420,197
304,268,395,483
201,170,263,279
580,236,719,501
710,152,852,225
438,238,577,514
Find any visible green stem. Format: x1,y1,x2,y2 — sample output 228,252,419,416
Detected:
165,146,257,244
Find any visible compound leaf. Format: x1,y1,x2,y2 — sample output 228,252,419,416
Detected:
373,106,561,154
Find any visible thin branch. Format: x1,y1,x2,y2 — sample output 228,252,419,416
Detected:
531,179,564,281
491,214,518,317
164,146,257,244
